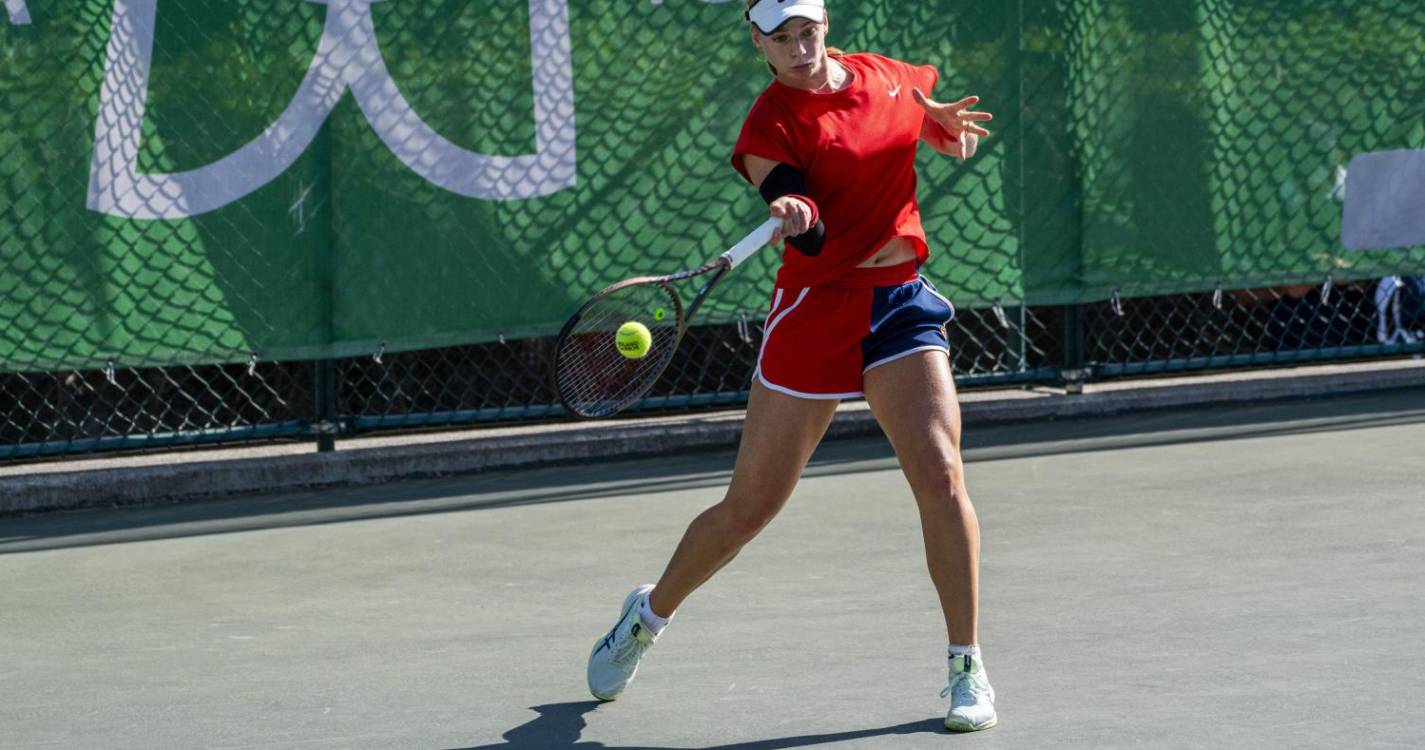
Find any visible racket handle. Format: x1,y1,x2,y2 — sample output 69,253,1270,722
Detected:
719,217,781,269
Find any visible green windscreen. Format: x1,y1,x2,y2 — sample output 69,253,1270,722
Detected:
2,0,1422,373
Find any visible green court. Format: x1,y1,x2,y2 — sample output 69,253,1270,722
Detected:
3,388,1423,749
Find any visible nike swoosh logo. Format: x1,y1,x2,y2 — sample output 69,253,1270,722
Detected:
888,85,902,98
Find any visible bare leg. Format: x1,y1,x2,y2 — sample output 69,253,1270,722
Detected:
863,352,979,645
646,381,839,617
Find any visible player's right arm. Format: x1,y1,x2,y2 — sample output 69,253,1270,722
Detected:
740,153,815,245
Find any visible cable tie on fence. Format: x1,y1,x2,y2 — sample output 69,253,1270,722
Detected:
374,342,386,365
736,312,752,344
1212,282,1224,310
247,353,259,376
498,331,507,346
991,298,1009,329
1110,289,1124,317
104,359,117,386
1321,273,1334,304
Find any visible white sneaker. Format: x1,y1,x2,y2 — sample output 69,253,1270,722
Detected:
941,653,997,732
587,584,659,701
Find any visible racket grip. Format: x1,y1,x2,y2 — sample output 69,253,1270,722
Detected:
719,217,781,269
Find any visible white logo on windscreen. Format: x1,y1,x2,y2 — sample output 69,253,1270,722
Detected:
5,0,30,25
86,0,577,220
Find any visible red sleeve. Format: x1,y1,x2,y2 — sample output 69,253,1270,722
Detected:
916,62,940,92
913,63,958,143
731,95,801,183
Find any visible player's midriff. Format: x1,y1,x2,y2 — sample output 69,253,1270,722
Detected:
856,236,920,268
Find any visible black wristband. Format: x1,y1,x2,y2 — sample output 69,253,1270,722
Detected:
785,220,825,256
757,163,825,257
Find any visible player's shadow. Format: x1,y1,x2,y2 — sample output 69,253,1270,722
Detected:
441,701,947,750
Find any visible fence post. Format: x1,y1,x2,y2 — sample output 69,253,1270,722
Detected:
314,359,337,453
313,108,337,452
1063,303,1087,393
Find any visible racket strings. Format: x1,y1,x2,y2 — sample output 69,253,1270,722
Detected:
555,282,682,418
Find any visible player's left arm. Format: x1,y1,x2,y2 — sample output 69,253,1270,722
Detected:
914,91,993,160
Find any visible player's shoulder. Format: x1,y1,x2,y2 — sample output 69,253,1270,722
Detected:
744,81,796,123
841,52,914,75
843,52,937,84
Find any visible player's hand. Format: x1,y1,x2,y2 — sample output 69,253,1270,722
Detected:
768,196,814,245
912,90,992,158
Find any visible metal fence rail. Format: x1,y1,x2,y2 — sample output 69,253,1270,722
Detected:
5,280,1421,464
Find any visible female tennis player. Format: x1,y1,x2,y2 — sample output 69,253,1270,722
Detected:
587,0,997,732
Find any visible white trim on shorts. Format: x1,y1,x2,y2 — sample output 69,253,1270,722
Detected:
755,286,863,400
756,287,809,374
756,369,864,400
861,344,950,375
920,280,957,320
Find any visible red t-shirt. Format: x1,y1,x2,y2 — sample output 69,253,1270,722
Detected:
732,53,941,288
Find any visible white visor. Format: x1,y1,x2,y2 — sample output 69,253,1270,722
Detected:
746,0,826,35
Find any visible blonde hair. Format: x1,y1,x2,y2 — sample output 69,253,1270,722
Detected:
745,0,844,73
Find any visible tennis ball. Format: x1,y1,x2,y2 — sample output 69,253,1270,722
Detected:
615,321,653,359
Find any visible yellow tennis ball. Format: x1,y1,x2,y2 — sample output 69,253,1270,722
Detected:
615,321,653,359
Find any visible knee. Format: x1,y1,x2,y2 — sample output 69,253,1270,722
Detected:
901,439,964,481
902,446,970,509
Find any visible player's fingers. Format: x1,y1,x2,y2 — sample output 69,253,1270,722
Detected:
769,196,813,241
783,210,809,237
960,110,994,122
911,88,936,110
966,124,992,137
767,204,787,244
946,95,979,110
789,198,814,231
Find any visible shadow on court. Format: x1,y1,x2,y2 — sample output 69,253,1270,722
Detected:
442,702,945,750
3,387,1423,555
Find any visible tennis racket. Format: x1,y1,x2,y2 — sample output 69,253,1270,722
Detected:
552,217,781,419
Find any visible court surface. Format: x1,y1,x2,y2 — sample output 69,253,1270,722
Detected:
3,388,1423,749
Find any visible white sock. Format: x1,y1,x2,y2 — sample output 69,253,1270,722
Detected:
638,594,672,636
948,644,983,670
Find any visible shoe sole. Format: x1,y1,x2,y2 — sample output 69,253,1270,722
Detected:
587,584,655,702
944,716,997,733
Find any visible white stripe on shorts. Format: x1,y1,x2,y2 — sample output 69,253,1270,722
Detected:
756,370,863,400
862,344,950,375
756,287,809,374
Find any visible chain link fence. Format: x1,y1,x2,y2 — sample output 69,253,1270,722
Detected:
6,285,1422,463
3,1,1424,463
